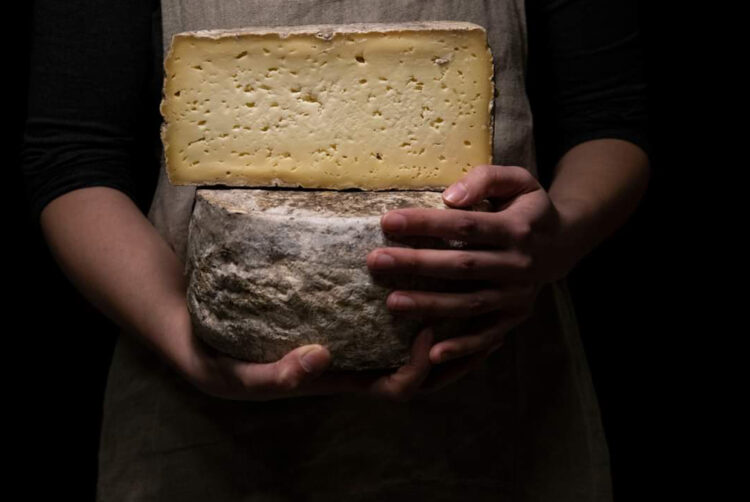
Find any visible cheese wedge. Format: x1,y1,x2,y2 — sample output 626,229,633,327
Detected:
161,21,494,189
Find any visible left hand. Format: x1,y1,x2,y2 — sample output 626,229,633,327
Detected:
366,164,579,391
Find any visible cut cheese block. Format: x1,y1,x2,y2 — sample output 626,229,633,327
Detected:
161,21,494,189
186,188,493,370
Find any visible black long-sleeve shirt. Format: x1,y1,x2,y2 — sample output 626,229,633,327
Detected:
21,0,649,224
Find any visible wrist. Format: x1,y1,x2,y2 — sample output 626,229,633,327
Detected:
132,294,195,378
549,196,601,277
545,139,650,275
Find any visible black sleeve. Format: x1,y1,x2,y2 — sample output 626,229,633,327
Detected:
526,0,649,180
20,0,161,224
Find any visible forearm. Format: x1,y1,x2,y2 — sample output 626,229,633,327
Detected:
547,138,650,266
39,186,191,371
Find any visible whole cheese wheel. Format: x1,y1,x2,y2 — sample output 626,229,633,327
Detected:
186,188,492,370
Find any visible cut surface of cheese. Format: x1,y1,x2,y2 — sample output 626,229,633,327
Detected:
161,21,494,189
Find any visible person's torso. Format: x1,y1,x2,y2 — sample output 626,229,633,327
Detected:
97,2,612,500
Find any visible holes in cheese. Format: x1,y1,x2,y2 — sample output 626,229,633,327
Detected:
161,21,494,189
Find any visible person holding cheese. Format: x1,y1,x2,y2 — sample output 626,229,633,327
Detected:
22,0,649,500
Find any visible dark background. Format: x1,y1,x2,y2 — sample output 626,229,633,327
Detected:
10,2,702,499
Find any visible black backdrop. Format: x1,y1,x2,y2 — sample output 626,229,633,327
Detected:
10,2,701,499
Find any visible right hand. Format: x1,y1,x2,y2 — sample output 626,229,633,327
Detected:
165,304,436,402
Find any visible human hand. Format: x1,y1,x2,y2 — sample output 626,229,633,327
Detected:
367,164,579,388
165,303,436,402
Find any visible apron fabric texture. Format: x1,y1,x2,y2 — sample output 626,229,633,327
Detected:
96,1,613,500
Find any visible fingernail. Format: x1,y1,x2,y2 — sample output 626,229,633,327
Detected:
373,252,395,268
382,212,407,231
443,182,468,204
389,293,416,310
300,345,326,373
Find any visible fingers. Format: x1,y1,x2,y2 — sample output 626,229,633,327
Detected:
428,314,525,365
194,312,522,402
385,288,509,318
384,284,535,319
380,208,517,247
224,344,334,401
215,328,434,403
442,164,540,208
368,247,534,282
418,349,491,394
365,327,434,402
293,327,438,402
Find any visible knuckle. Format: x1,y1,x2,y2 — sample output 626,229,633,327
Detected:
524,254,536,273
275,366,302,392
515,253,535,274
404,250,420,269
457,251,478,271
474,163,493,176
423,295,440,311
454,216,479,240
510,165,538,187
467,294,491,314
510,222,532,244
491,327,511,345
479,164,498,185
514,165,533,181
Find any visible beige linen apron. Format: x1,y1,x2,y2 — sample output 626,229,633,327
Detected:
96,1,613,500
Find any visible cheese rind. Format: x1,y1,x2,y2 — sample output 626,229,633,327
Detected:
186,188,492,370
161,22,494,189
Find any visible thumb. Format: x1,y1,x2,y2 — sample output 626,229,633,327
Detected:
442,164,539,208
272,344,332,392
295,344,332,375
227,344,332,398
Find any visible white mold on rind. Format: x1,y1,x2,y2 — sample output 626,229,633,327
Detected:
186,188,495,370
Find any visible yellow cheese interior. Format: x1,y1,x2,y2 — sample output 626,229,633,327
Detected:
161,26,493,189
